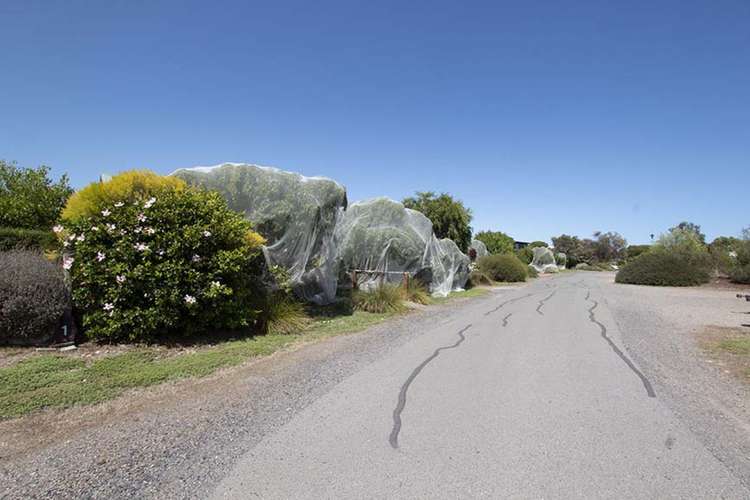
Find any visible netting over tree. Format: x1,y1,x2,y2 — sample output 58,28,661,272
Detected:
470,239,489,259
333,198,468,296
555,252,567,269
172,163,346,304
530,246,559,273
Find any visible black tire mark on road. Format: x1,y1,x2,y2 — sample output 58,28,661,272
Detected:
535,290,557,315
484,293,534,316
389,324,472,449
501,313,512,327
585,291,656,398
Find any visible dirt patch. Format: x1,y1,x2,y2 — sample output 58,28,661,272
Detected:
697,325,750,382
701,276,750,292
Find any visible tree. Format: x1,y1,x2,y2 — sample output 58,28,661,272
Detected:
592,231,627,262
551,234,581,256
402,191,472,252
552,234,583,267
669,221,706,245
474,230,514,255
0,160,73,230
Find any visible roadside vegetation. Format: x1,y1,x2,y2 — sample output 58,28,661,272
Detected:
700,326,750,383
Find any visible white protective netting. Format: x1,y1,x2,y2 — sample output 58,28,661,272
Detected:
530,246,560,273
555,252,567,270
332,198,469,296
469,239,489,259
172,163,346,304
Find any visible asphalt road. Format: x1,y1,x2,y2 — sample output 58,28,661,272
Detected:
4,272,749,499
211,274,749,499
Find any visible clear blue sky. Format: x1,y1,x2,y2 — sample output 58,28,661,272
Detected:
1,1,748,244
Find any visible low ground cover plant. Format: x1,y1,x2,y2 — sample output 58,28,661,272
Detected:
0,250,71,345
477,254,527,282
62,173,267,343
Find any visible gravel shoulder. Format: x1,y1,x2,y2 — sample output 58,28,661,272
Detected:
597,272,750,489
0,288,513,499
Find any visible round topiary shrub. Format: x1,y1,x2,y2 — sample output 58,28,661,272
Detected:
0,250,71,345
615,251,710,286
477,254,527,282
62,185,267,343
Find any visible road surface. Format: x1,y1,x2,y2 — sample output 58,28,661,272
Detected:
211,274,748,498
3,272,749,499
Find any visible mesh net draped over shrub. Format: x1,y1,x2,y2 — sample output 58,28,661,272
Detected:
530,247,559,273
469,239,489,258
172,163,347,305
332,198,469,297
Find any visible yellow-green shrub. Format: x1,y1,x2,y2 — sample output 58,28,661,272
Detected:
62,170,186,222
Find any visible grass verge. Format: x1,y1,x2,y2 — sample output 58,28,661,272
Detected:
0,310,395,420
699,325,750,382
430,287,491,304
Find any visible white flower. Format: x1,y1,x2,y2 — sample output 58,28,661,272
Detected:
63,241,70,248
103,302,114,311
96,251,106,262
114,202,124,208
101,209,111,217
137,213,147,223
144,197,156,208
106,223,116,232
116,275,126,284
76,234,85,242
203,230,212,237
135,243,149,252
62,257,74,270
120,229,128,235
184,294,196,305
192,254,201,262
91,226,99,232
157,249,165,256
67,234,76,241
134,226,142,234
145,227,156,235
52,225,63,233
210,280,221,288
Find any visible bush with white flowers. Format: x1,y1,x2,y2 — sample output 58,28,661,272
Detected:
62,188,266,342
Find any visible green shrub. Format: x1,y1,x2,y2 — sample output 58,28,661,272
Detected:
515,246,533,264
474,230,514,255
63,186,267,343
730,264,750,284
353,284,405,313
527,265,539,278
402,279,431,304
468,269,494,287
626,245,651,261
615,251,711,286
477,254,527,282
0,227,59,252
62,170,186,223
0,250,71,345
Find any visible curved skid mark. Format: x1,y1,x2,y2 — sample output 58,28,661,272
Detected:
585,291,656,398
389,324,472,449
501,313,512,327
484,293,534,316
536,290,557,315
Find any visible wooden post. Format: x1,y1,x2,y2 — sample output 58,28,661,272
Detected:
351,270,358,290
403,272,409,291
